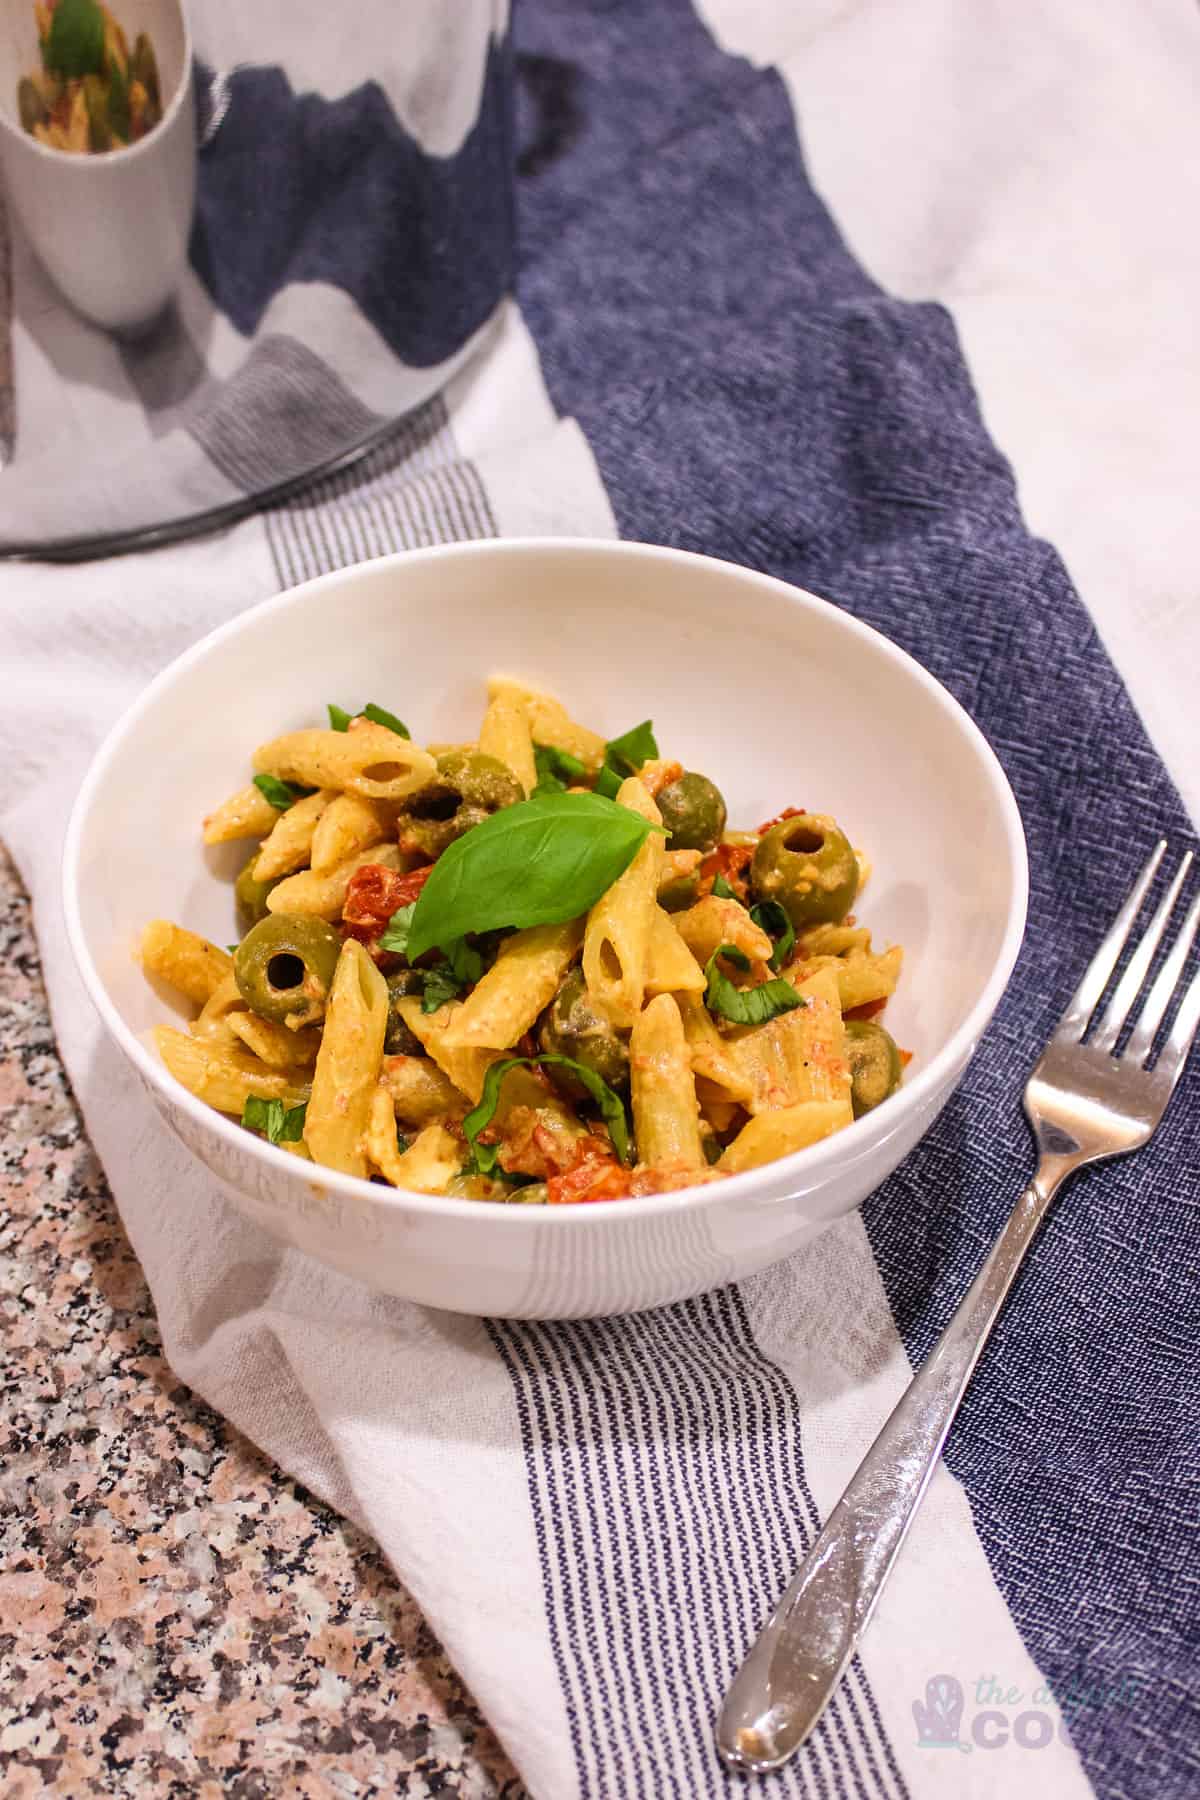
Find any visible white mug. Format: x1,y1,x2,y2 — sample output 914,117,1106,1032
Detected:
0,0,195,333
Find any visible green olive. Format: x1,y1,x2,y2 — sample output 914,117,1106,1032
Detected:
507,1181,549,1204
844,1020,902,1118
538,968,629,1098
658,871,701,913
132,33,161,111
750,812,858,929
384,968,425,1055
234,914,343,1028
397,750,523,859
656,772,727,852
234,852,282,935
83,73,111,151
18,77,48,136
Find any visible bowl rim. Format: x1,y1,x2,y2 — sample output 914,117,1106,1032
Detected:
0,0,193,166
62,537,1030,1227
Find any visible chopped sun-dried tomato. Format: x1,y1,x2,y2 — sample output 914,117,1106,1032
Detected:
342,862,432,934
843,996,888,1022
757,804,807,835
548,1152,634,1205
697,840,754,901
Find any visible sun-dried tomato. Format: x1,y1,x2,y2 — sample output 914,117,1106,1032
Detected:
342,862,432,934
697,840,754,901
547,1145,633,1205
756,804,806,834
843,996,888,1022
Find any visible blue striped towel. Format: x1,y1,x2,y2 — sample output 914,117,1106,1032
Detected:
1,3,1197,1797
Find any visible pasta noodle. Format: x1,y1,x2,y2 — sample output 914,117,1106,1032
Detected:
145,675,905,1200
582,776,664,1029
303,940,389,1177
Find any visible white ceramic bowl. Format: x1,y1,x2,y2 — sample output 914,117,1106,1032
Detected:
0,0,194,332
64,541,1028,1318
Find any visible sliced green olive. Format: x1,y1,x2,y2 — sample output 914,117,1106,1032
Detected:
384,968,425,1056
18,77,48,135
234,913,343,1028
656,772,727,853
844,1020,902,1118
658,871,701,913
751,812,858,929
131,32,160,110
234,852,282,935
538,968,629,1098
397,750,523,859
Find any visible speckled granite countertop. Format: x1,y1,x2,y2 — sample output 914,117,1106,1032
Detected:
0,845,528,1799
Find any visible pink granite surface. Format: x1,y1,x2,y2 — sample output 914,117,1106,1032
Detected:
0,846,528,1798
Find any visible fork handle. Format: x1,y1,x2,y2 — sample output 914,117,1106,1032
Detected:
716,1160,1069,1772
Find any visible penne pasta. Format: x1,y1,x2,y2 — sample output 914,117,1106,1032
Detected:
440,920,584,1050
253,789,336,881
266,842,405,921
310,793,392,876
253,722,436,802
141,921,233,1006
630,993,704,1171
202,783,279,846
672,894,773,967
478,690,537,796
303,940,389,1177
582,776,664,1029
736,965,851,1113
154,673,906,1198
380,1054,470,1127
644,908,707,998
718,1100,852,1173
676,992,756,1105
155,1026,310,1114
486,675,607,769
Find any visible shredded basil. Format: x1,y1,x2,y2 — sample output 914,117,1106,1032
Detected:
328,701,411,739
463,1054,632,1175
711,874,736,900
533,743,588,796
396,1128,411,1156
749,900,796,972
594,720,659,798
363,703,411,739
378,903,415,957
405,791,659,960
703,943,805,1027
420,939,485,1013
252,773,314,811
241,1096,308,1145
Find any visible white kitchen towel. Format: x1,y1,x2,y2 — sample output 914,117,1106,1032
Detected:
3,4,1199,1798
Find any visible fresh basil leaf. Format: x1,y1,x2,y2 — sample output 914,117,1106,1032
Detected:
447,939,484,985
605,720,658,776
591,719,659,799
241,1096,308,1145
463,1054,632,1175
378,903,415,957
252,773,314,811
405,792,658,960
421,963,466,1013
46,0,106,77
362,702,411,740
328,701,411,738
704,943,805,1027
711,874,736,900
533,743,587,796
226,944,239,954
750,900,796,973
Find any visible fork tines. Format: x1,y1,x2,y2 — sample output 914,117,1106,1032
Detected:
1058,840,1200,1088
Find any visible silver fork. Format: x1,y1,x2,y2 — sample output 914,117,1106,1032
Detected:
717,839,1200,1774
